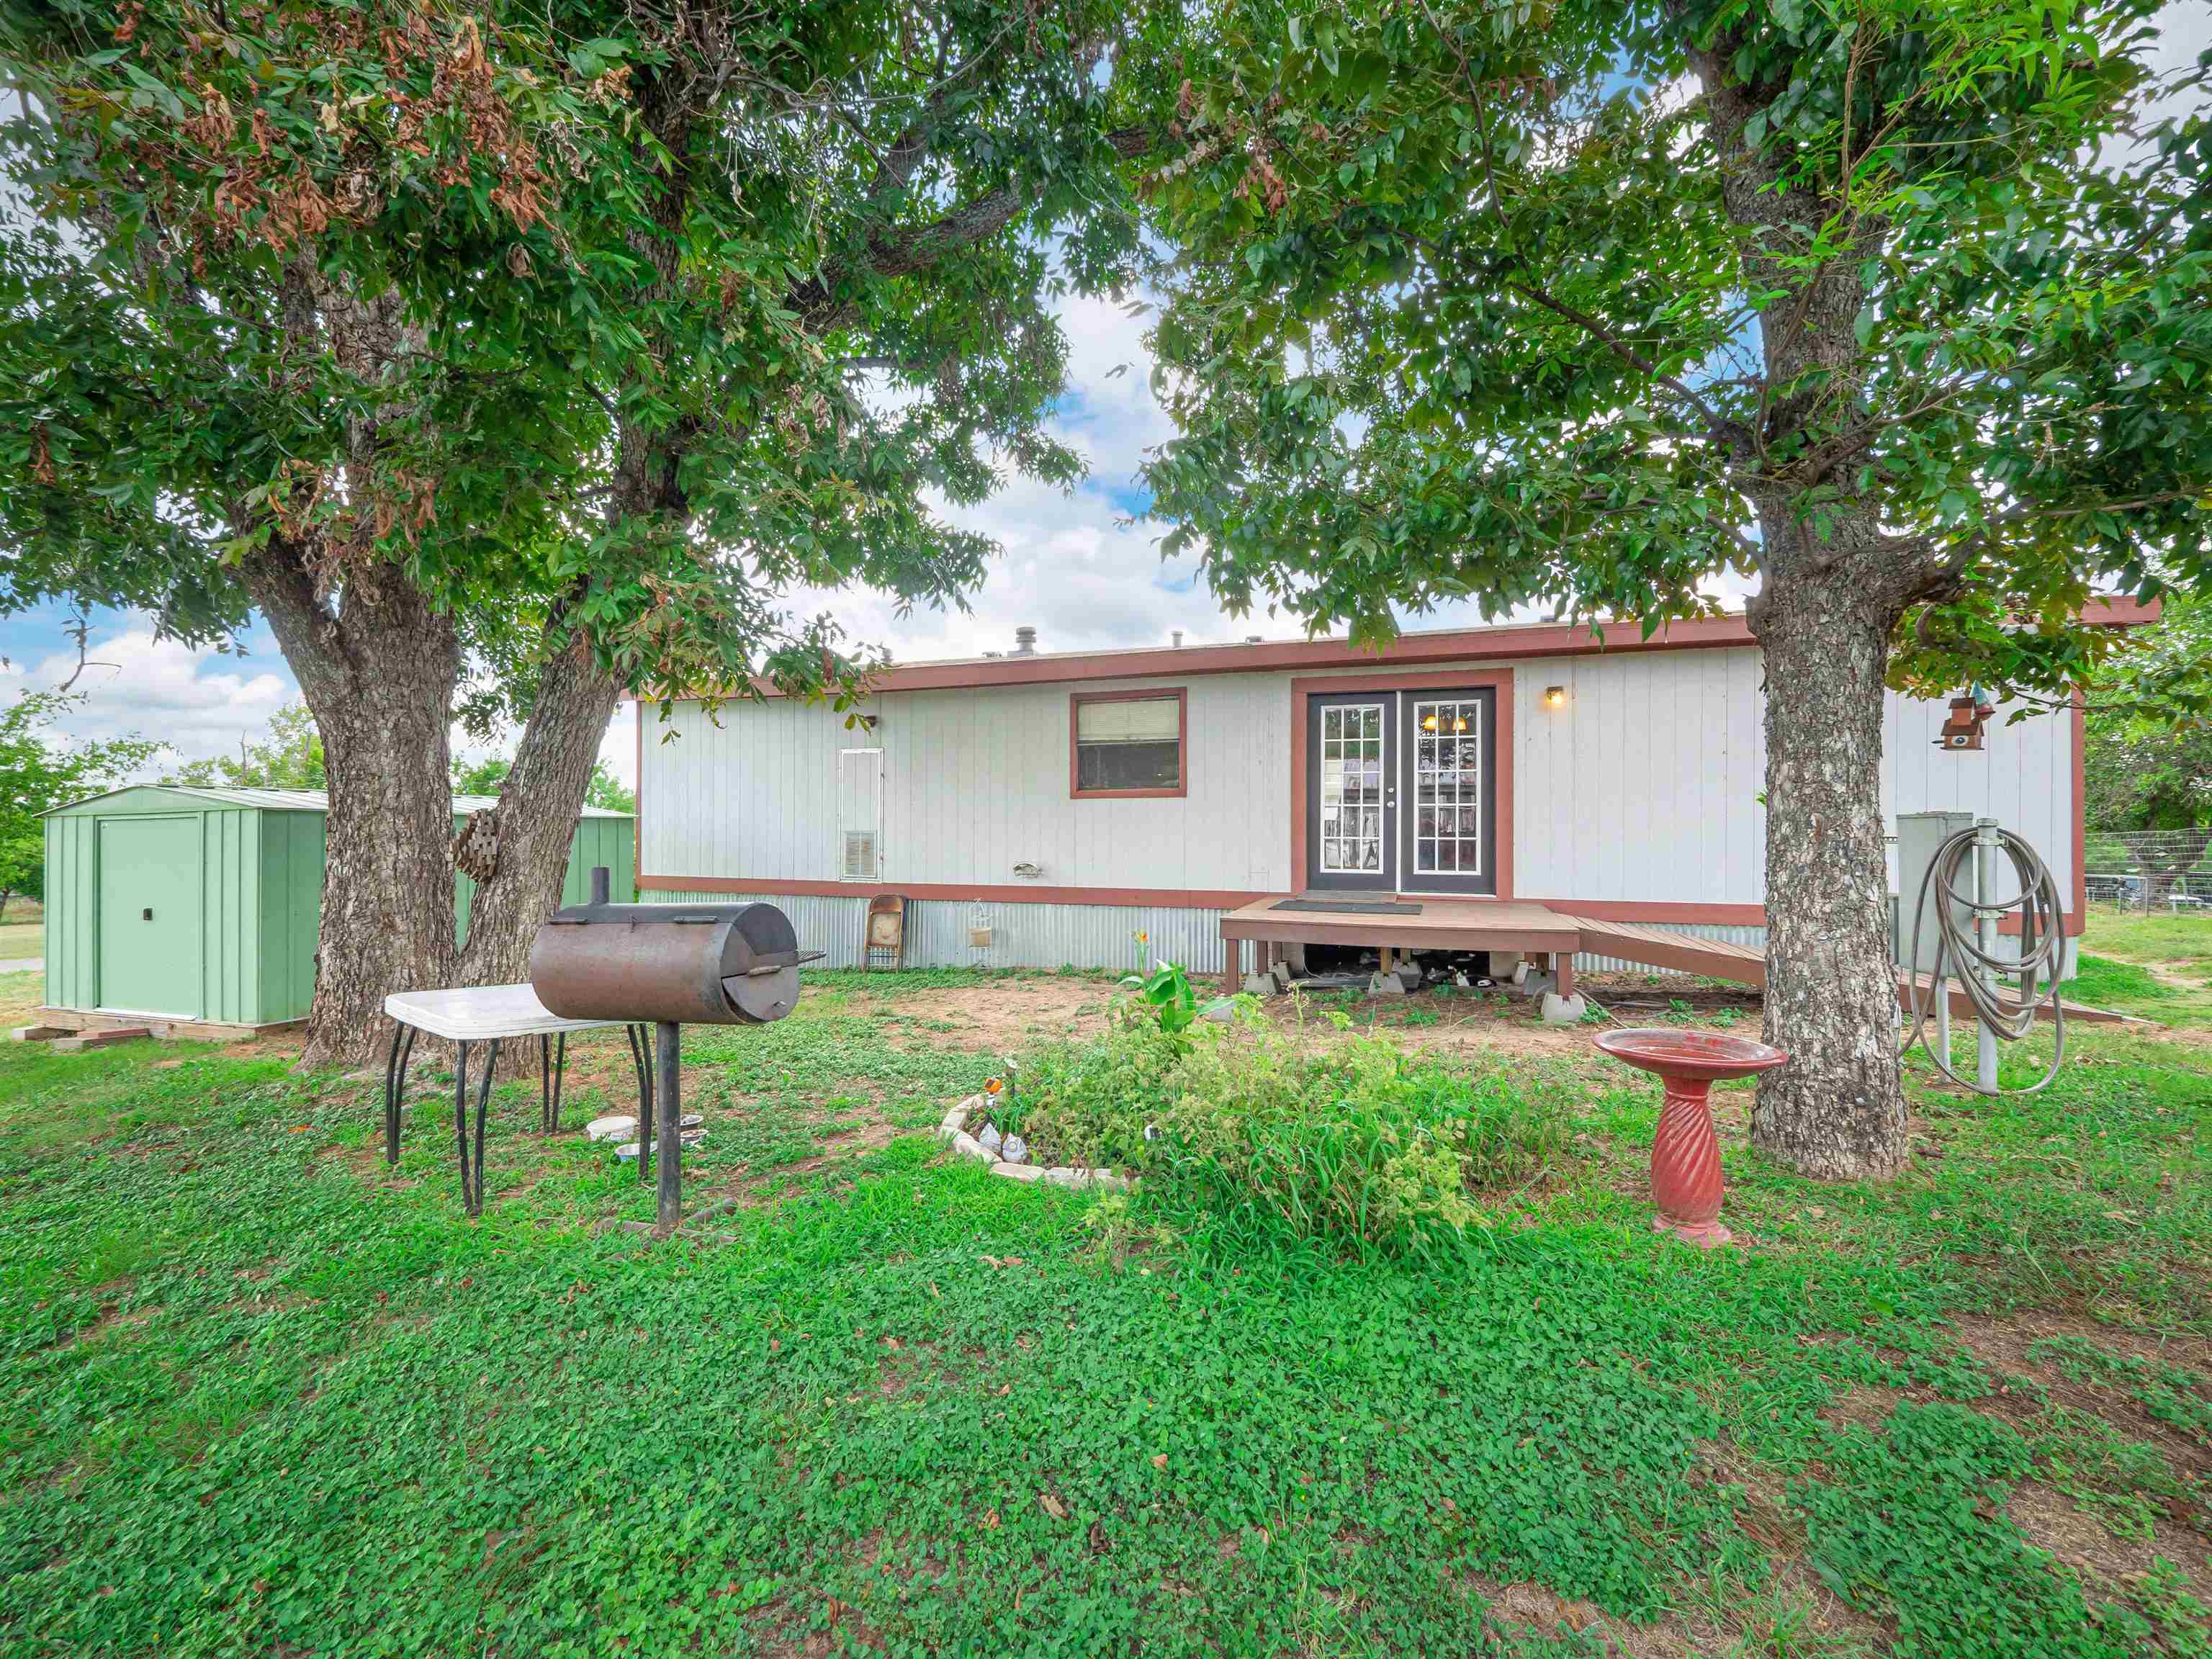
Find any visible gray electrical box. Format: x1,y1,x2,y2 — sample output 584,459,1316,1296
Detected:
1895,811,1976,973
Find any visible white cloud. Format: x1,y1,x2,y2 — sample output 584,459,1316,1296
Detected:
2,623,294,775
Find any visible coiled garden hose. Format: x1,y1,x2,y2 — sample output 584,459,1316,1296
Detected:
1902,824,2068,1094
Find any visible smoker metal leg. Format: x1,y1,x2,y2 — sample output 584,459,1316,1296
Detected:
654,1020,682,1234
539,1031,567,1134
624,1023,654,1181
383,1021,418,1167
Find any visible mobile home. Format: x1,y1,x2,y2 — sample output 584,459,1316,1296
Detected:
633,610,2126,979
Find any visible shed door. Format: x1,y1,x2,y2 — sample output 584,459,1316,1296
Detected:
98,817,204,1017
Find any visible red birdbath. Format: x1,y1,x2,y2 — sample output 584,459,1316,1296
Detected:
1593,1028,1790,1249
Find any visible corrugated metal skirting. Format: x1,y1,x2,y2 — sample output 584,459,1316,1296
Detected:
651,891,1230,975
649,894,1779,980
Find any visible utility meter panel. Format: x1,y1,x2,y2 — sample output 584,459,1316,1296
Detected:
1895,811,1977,974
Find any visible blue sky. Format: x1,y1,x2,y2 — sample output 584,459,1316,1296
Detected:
8,3,2206,787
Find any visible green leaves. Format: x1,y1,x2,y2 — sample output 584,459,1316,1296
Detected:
2,0,1151,709
1129,0,2212,706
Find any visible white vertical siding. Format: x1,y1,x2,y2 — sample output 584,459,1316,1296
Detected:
644,675,1290,893
641,647,2074,907
1884,689,2072,900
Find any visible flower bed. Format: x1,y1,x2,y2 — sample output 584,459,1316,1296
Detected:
935,1094,1132,1192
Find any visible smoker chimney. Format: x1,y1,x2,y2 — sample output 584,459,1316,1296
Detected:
590,864,611,907
1013,626,1038,656
1171,629,1184,648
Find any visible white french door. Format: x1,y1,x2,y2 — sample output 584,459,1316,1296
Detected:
1303,688,1498,896
1305,695,1394,891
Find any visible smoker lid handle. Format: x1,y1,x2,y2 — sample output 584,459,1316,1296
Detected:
730,950,825,976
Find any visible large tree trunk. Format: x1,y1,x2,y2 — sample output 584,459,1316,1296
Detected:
453,646,626,989
1680,22,1943,1182
1747,562,1912,1181
243,544,462,1071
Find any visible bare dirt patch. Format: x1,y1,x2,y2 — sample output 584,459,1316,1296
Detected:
2007,1480,2212,1604
1950,1310,2212,1486
50,1302,158,1352
878,978,1114,1053
1819,1383,1914,1431
1466,1560,1881,1659
868,968,1758,1069
1952,1308,2212,1381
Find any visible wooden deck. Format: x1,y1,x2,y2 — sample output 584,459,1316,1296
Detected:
1219,896,2133,1025
1221,896,1586,993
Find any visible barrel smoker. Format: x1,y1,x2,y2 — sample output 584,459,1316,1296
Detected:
531,868,815,1230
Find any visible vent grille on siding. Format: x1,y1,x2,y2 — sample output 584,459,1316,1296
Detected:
842,831,877,879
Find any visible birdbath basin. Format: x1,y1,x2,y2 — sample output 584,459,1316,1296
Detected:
1593,1028,1789,1249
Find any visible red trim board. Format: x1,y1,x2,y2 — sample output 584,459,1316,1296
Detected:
623,596,2156,704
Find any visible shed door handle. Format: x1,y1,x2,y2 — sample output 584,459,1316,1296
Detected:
143,908,153,921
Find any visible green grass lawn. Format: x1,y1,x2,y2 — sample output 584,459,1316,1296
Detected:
0,920,43,963
2075,908,2212,1026
1,966,2208,1657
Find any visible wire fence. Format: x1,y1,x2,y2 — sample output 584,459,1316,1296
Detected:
2084,827,2212,914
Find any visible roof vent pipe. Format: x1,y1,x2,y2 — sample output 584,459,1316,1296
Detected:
1172,630,1183,648
1013,626,1038,656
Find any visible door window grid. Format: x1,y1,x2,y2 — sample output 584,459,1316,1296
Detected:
1318,703,1385,873
1412,700,1483,876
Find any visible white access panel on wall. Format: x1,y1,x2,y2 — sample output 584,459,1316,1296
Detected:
837,748,883,881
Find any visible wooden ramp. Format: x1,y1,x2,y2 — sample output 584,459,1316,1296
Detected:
1569,916,2134,1027
1570,917,1768,986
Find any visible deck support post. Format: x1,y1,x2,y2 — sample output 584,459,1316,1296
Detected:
1220,927,1241,994
1553,952,1575,999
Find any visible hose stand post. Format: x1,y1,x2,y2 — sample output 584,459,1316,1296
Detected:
1975,818,2001,1094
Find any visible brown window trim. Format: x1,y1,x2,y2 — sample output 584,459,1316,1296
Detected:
1069,687,1189,799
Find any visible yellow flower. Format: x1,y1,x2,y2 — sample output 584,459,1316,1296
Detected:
1136,931,1149,944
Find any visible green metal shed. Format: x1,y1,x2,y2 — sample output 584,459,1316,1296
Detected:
40,787,634,1030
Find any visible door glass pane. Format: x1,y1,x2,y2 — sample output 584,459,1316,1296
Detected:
1318,702,1386,873
1411,699,1482,876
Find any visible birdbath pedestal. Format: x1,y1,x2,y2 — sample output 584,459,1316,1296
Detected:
1593,1028,1789,1249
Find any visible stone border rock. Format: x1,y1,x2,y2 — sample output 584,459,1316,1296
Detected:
937,1094,1133,1192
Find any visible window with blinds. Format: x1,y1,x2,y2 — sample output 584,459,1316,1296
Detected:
1071,691,1186,797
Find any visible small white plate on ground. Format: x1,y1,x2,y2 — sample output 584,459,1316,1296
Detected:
590,1112,703,1143
616,1128,706,1161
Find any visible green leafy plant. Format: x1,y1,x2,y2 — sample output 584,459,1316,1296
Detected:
0,950,2208,1653
1118,961,1226,1052
1017,1015,1573,1259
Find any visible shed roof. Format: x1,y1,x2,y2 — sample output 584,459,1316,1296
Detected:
44,784,631,819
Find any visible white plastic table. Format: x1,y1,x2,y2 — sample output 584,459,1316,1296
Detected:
382,985,656,1215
